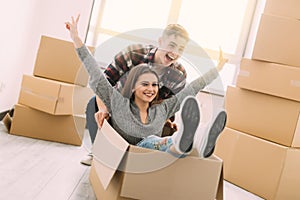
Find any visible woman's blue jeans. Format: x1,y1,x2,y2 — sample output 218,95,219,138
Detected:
137,135,173,151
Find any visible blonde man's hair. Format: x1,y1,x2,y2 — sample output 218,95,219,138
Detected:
162,24,189,42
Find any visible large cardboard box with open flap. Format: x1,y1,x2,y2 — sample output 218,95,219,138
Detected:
215,127,300,200
264,0,300,20
9,104,85,146
225,86,300,147
89,121,223,200
18,75,93,115
237,58,300,102
251,14,300,67
33,35,94,86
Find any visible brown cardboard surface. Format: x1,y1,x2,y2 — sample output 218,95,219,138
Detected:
214,127,238,177
264,0,300,20
275,149,300,200
18,75,93,115
225,86,300,147
33,35,94,86
237,58,300,102
90,121,223,200
90,161,133,200
215,127,300,200
252,14,300,67
10,104,85,146
229,130,286,200
121,147,223,200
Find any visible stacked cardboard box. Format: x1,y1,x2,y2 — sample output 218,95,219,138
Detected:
6,36,94,146
215,1,300,199
89,121,224,200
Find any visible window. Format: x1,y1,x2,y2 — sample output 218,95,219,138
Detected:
86,0,257,95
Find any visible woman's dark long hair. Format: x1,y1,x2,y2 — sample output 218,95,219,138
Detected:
121,63,160,104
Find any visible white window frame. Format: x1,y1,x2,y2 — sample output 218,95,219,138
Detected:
85,0,258,96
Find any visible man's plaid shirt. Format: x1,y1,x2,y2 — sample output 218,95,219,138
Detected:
104,44,187,100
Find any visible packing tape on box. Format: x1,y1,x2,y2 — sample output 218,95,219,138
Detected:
291,80,300,87
21,87,58,101
238,70,250,77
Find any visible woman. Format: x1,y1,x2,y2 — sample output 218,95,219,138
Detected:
66,15,227,157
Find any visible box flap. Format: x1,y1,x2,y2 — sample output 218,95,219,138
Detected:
92,120,129,190
3,113,12,132
90,160,134,200
216,166,224,200
90,159,124,200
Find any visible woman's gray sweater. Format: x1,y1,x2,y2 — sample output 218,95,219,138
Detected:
76,45,219,144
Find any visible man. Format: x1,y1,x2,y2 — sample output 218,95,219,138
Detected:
82,22,190,166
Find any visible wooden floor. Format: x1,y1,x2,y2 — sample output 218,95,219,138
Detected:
0,122,264,200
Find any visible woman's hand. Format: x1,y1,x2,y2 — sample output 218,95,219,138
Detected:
216,48,228,71
94,110,110,128
65,14,83,48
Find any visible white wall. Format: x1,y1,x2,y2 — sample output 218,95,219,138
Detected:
0,0,94,112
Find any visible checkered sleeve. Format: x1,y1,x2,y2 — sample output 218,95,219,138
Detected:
171,65,187,94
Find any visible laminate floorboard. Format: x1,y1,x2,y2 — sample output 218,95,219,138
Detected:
0,122,96,200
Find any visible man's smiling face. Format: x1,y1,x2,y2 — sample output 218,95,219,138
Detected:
155,34,188,67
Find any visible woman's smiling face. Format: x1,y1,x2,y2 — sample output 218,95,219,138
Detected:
133,73,159,104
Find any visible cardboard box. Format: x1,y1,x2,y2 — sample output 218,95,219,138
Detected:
264,0,300,20
225,86,300,147
18,75,93,115
237,58,300,102
90,121,223,200
215,127,300,200
252,14,300,67
33,35,94,86
10,104,85,146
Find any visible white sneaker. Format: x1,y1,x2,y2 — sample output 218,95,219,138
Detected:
80,153,93,166
198,110,227,158
173,96,200,155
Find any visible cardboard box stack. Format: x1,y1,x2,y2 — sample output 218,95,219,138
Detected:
89,121,224,200
6,36,94,146
215,1,300,199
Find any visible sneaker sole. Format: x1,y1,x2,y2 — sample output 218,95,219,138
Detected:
80,160,92,166
179,97,200,153
80,154,93,166
203,111,227,158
